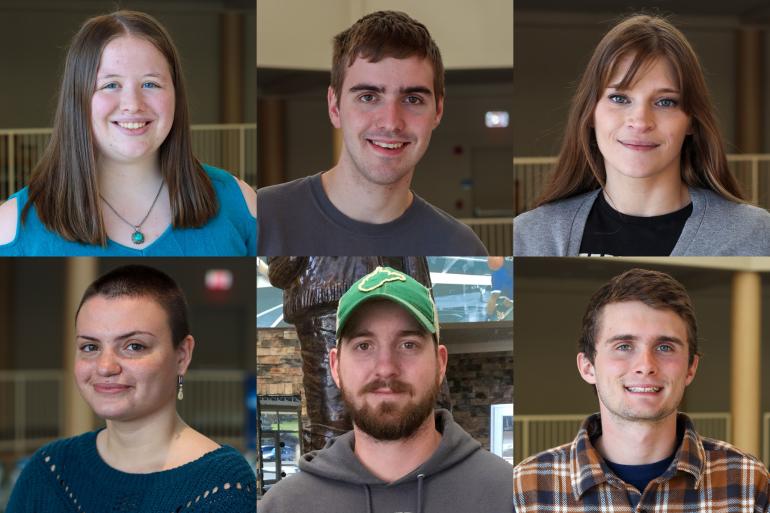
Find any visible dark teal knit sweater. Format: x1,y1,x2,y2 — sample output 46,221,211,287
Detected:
6,430,256,512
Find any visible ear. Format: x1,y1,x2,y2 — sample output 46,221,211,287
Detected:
684,353,699,386
176,335,195,375
328,86,342,129
329,345,341,389
577,352,597,385
433,95,444,128
436,343,449,382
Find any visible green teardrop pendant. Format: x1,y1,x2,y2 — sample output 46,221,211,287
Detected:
131,230,145,244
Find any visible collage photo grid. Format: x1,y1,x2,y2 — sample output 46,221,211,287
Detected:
0,1,768,512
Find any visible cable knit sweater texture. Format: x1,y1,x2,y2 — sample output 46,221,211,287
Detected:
6,430,256,513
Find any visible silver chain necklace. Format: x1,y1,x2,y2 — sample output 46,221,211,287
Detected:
100,180,165,245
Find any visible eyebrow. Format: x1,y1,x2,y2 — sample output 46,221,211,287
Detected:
604,334,685,346
345,328,427,340
97,72,165,79
348,83,433,97
607,83,680,94
77,330,156,342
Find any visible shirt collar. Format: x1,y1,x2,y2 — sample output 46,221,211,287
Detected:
570,412,706,500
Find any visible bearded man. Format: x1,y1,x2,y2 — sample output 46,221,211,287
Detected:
259,266,512,513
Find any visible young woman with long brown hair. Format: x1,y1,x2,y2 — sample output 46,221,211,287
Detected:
0,11,256,256
514,14,770,256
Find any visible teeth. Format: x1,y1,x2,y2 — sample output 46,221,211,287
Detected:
372,141,404,149
627,386,661,393
117,122,147,129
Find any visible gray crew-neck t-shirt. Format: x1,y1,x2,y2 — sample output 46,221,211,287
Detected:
257,173,488,256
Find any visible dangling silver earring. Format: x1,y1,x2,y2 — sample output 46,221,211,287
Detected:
177,375,184,400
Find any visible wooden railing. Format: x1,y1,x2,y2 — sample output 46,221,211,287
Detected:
513,412,733,465
460,217,513,256
0,369,250,456
514,154,770,215
0,123,256,200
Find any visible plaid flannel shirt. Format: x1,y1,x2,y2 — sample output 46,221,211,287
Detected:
513,413,770,512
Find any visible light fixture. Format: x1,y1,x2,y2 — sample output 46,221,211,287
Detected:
485,111,509,128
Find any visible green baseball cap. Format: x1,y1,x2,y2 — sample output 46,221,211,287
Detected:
336,266,439,343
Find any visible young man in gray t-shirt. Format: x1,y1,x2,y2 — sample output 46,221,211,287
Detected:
257,11,487,256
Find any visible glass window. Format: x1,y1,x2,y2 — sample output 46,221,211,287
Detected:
257,257,513,327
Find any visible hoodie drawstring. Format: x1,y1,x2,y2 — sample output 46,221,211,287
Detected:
416,473,425,513
364,484,372,513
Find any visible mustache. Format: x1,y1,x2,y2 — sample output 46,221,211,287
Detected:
360,379,413,395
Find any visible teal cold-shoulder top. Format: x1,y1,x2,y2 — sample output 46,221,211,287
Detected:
6,430,257,513
0,165,256,256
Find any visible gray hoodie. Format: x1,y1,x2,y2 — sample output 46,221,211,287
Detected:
258,409,513,513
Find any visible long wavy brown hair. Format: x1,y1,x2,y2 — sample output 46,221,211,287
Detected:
22,10,217,245
536,14,744,207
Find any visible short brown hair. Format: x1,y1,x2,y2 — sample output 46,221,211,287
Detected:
23,10,217,245
76,265,190,347
537,14,744,207
330,10,444,107
578,268,699,365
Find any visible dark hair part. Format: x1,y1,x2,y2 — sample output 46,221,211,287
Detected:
537,14,744,207
23,10,217,245
331,10,444,107
579,268,699,365
76,265,190,347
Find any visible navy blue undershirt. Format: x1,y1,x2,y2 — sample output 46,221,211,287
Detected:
605,454,675,507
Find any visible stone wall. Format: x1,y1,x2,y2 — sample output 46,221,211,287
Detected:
256,329,303,398
446,351,513,450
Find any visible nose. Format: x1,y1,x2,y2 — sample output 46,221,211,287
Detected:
96,349,121,376
633,347,658,375
626,102,654,131
373,346,399,379
376,99,405,133
120,85,145,113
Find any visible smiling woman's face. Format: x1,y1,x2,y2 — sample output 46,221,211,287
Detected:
74,295,185,422
593,55,691,186
90,35,175,169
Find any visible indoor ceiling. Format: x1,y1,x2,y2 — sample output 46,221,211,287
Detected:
0,0,254,11
516,0,770,21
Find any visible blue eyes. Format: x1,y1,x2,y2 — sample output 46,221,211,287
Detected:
607,94,679,108
99,82,161,90
615,343,674,353
609,94,630,104
655,98,677,107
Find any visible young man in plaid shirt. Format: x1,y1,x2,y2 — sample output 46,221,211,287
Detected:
513,268,770,512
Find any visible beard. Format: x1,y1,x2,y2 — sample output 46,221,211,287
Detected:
340,374,440,441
